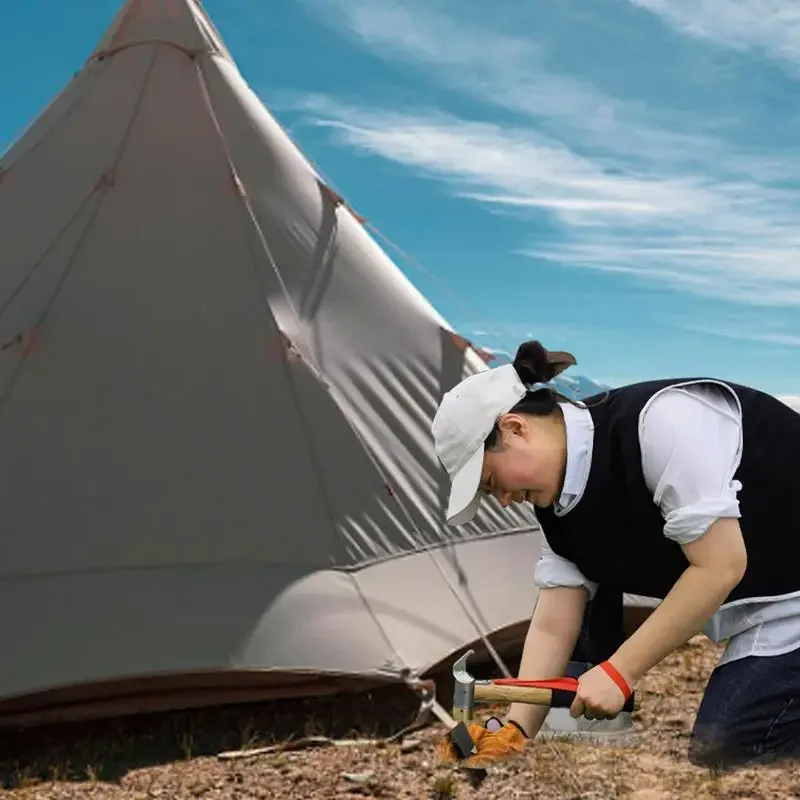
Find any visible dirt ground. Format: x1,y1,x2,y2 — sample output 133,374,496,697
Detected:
3,636,800,799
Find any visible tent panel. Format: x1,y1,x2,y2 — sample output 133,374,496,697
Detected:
200,55,541,548
353,529,542,673
0,44,350,577
0,563,386,703
0,49,154,307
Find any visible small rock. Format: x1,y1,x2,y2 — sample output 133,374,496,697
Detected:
341,771,375,784
400,738,422,753
628,790,669,800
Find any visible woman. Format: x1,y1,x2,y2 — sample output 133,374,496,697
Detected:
432,340,800,770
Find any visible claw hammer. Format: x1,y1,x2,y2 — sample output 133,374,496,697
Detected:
452,648,638,722
402,671,489,787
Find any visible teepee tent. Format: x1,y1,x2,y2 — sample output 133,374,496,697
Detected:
0,0,545,725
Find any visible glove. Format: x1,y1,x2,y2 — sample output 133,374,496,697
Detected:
435,718,527,768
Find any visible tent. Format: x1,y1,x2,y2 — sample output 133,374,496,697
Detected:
0,0,548,726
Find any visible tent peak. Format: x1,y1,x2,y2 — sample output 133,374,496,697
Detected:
91,0,231,61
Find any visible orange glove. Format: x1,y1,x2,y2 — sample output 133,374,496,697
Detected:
435,720,527,769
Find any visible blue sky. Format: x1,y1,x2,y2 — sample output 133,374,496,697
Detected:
2,0,800,396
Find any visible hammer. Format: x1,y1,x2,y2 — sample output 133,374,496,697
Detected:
402,670,490,787
452,648,638,722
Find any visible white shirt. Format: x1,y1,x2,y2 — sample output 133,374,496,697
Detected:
533,379,800,667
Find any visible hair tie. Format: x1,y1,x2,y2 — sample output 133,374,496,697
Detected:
526,380,557,393
525,378,586,403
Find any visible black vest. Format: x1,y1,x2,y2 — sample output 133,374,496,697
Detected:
535,378,800,604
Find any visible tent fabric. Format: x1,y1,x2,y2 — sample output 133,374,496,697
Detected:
0,0,545,721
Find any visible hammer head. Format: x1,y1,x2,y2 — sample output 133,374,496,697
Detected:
452,648,476,722
447,717,487,788
449,651,491,787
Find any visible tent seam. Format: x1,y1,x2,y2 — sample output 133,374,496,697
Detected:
192,56,352,560
191,58,415,672
0,45,160,423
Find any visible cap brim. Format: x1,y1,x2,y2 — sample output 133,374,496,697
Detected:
445,446,484,525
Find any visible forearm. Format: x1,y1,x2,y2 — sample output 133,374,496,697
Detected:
506,612,582,737
610,563,741,684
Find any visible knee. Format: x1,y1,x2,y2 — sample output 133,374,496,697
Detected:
687,719,782,771
688,736,724,769
688,721,743,770
688,724,724,768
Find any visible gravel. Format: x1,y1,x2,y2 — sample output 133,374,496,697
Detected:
3,636,800,799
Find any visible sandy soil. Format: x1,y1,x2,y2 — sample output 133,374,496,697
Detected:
3,636,800,799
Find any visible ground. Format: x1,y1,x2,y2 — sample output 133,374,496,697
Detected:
3,636,800,799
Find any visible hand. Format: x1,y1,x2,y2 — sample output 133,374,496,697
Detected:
569,663,630,720
435,719,526,768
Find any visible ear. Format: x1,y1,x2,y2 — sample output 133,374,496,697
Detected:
496,413,528,439
546,350,577,377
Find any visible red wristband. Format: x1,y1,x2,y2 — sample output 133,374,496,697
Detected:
599,660,632,700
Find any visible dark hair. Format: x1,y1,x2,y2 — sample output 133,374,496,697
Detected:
484,340,601,450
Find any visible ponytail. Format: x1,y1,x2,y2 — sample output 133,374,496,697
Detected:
484,340,605,449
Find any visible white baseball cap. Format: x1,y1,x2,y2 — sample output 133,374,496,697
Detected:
431,363,529,526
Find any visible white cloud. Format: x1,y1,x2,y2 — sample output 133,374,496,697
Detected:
302,96,800,305
627,0,800,67
294,0,800,306
306,0,540,69
305,99,718,220
303,0,723,170
302,0,800,189
463,193,661,214
677,323,800,348
463,322,588,344
667,309,800,353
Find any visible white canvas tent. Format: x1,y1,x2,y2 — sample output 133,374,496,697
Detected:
0,0,548,726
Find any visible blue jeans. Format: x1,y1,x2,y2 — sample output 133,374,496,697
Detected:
688,646,800,769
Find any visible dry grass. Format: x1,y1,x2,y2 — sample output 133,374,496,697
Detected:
2,636,800,799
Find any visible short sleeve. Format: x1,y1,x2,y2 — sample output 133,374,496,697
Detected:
639,382,743,545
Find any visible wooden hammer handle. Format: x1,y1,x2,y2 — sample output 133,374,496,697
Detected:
473,683,555,706
474,681,640,711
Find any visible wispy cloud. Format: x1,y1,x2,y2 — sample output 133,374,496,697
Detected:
666,306,800,350
302,95,800,305
296,0,800,306
302,0,724,167
462,322,589,346
627,0,800,67
678,323,800,348
305,0,539,70
304,99,713,218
